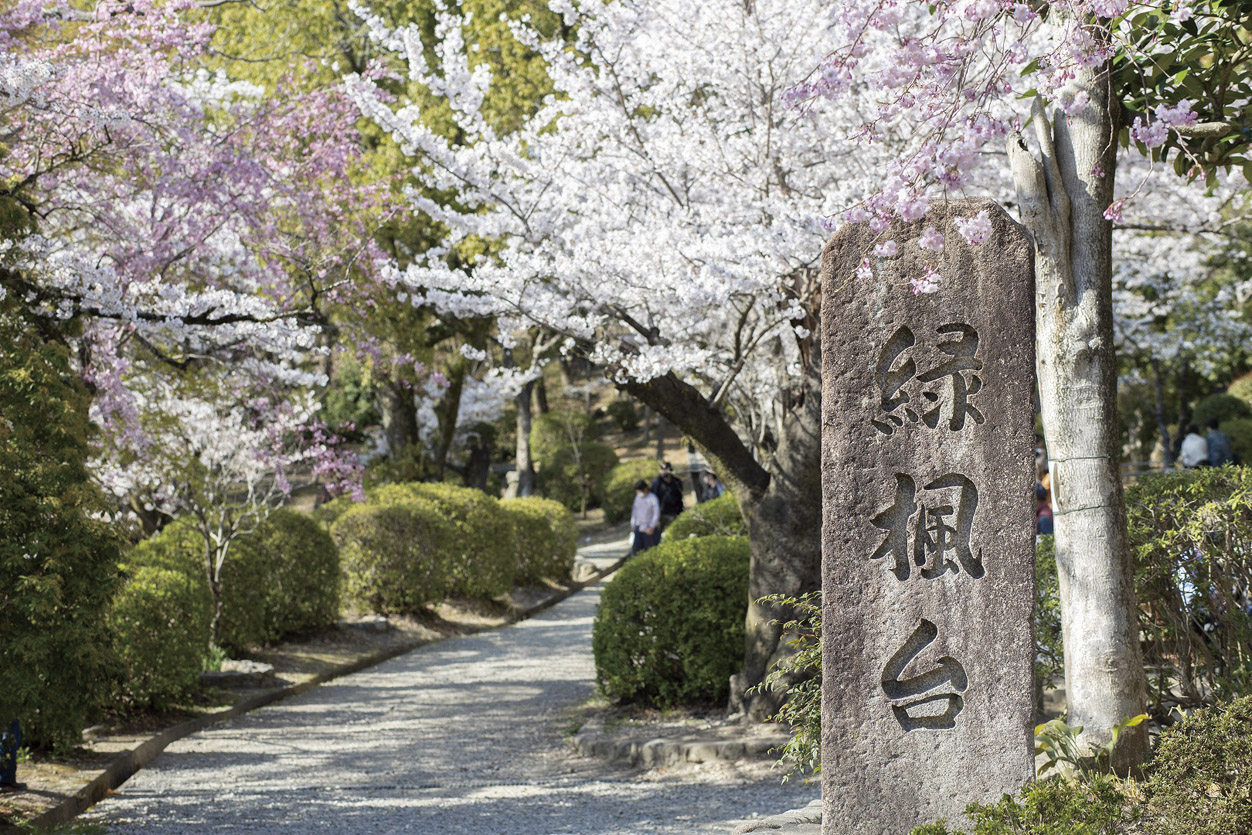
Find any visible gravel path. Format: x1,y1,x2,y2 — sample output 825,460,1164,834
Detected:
87,555,817,834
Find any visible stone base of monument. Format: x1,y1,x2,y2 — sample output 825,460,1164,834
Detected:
733,799,822,834
570,717,788,768
199,660,277,689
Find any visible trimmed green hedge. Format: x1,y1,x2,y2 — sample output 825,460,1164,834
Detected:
331,497,454,614
108,564,212,709
592,535,749,707
332,483,580,612
129,511,340,654
662,493,746,540
373,483,516,598
603,460,660,524
501,497,577,583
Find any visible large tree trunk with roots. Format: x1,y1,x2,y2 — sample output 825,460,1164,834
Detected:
624,338,823,719
1007,62,1148,768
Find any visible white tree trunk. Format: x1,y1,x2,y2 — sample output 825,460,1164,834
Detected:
1007,63,1147,768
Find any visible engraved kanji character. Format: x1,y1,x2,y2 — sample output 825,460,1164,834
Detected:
871,326,919,436
918,323,985,431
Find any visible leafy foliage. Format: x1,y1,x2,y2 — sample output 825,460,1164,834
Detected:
750,592,821,779
500,497,577,583
0,308,121,749
1219,418,1252,463
529,411,600,467
662,494,746,541
592,536,749,707
603,460,660,525
1145,695,1252,835
1126,467,1252,703
908,775,1133,835
108,565,212,709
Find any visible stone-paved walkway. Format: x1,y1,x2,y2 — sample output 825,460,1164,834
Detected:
87,539,818,834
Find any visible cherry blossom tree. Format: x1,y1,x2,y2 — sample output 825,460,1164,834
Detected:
1,0,383,606
346,0,907,713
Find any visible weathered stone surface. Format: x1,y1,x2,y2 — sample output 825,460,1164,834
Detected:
199,660,276,690
820,200,1035,834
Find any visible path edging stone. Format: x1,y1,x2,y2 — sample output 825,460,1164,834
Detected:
733,799,823,834
22,552,628,833
570,719,789,769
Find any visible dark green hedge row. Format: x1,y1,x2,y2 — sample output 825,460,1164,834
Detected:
329,483,577,615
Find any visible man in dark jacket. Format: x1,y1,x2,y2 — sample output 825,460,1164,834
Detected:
1207,418,1234,467
651,462,685,530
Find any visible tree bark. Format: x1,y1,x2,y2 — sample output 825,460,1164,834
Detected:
1007,64,1148,767
535,375,550,414
432,359,467,480
378,373,419,461
623,351,822,719
515,379,537,497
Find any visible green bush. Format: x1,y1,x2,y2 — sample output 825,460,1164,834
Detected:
242,510,339,642
529,410,600,465
603,460,660,524
0,309,122,749
330,497,455,614
1126,468,1252,703
311,495,358,530
605,400,640,432
909,775,1131,834
375,482,515,598
108,564,212,709
1220,417,1252,463
1145,695,1252,835
500,497,577,583
538,441,620,513
592,536,749,707
129,511,340,654
662,493,746,540
1191,392,1252,429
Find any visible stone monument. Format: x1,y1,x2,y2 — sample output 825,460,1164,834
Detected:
820,200,1035,834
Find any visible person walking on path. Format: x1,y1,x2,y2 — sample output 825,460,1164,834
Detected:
1206,418,1234,467
703,472,726,499
630,479,661,555
651,462,685,530
1180,424,1210,468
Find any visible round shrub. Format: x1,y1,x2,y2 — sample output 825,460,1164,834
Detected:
662,493,746,541
603,460,660,524
375,483,515,598
108,564,212,709
1192,392,1252,429
331,497,454,614
592,536,749,707
1146,695,1252,835
500,497,578,582
243,509,339,641
538,441,620,513
311,494,357,530
529,411,600,465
